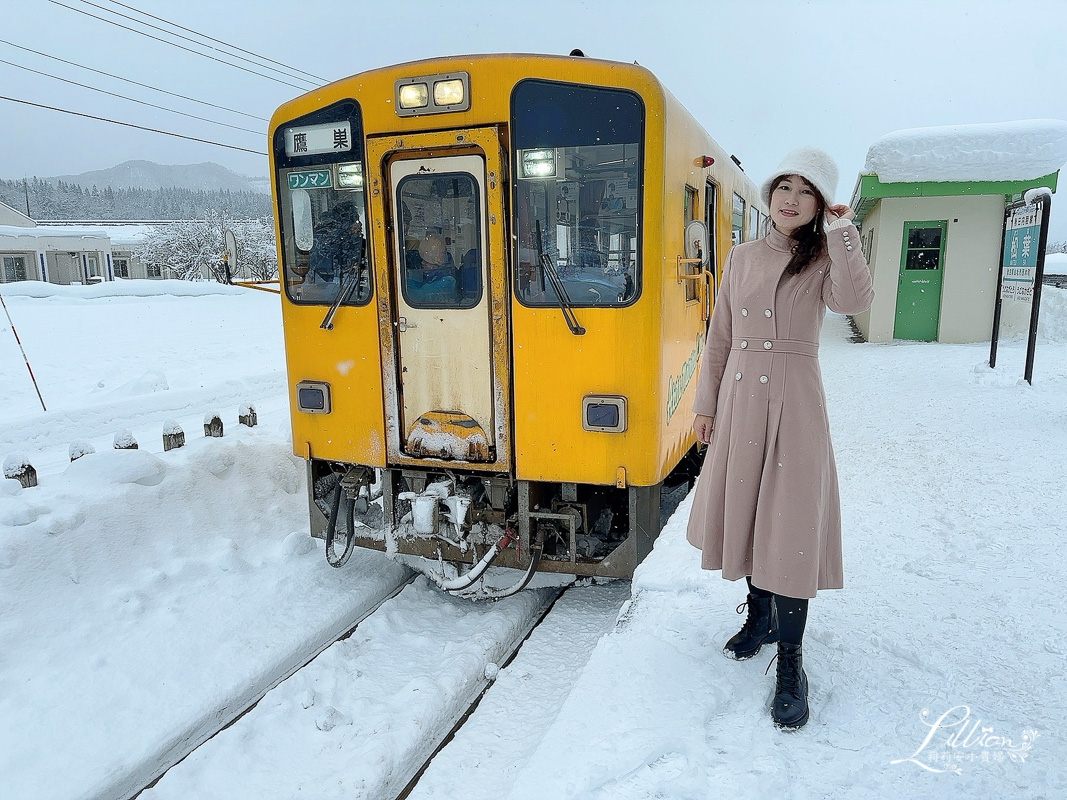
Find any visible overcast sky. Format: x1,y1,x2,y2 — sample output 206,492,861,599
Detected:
4,0,1067,237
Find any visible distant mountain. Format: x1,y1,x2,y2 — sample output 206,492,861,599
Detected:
49,160,269,195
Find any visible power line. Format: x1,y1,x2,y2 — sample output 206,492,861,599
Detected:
48,0,312,91
0,94,264,155
60,0,320,88
0,38,268,122
0,57,265,136
100,0,328,84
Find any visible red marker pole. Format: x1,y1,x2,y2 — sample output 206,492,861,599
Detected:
0,291,47,411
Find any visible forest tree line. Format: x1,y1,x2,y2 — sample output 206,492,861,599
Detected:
0,177,270,220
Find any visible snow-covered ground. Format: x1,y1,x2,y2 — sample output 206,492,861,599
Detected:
1,279,1065,799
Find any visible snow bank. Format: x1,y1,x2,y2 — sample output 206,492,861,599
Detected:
0,278,251,299
864,119,1067,183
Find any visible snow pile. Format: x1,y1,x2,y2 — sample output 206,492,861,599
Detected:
864,119,1067,183
1046,252,1067,275
0,277,250,299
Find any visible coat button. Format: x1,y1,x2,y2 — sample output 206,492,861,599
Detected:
741,308,749,316
764,309,772,318
846,245,853,251
759,375,768,384
764,341,772,349
735,372,742,380
740,340,748,348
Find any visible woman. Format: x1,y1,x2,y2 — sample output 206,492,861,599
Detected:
686,147,874,730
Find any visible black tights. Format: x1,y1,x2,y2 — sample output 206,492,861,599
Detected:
746,576,808,646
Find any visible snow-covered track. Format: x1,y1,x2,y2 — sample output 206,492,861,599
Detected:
137,577,564,800
119,572,417,800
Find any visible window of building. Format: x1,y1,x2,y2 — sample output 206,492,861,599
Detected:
3,255,27,282
732,193,745,244
146,263,162,278
114,258,130,278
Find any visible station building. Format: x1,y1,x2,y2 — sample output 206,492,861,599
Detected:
848,120,1067,343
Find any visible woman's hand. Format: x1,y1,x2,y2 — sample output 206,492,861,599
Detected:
825,203,856,222
694,414,714,445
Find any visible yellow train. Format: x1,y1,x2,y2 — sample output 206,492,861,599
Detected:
269,52,762,595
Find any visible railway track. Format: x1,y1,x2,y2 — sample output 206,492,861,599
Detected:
134,574,587,800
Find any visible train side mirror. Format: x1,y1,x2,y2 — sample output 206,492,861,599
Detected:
684,219,710,269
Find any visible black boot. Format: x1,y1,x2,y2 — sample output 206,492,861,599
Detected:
770,642,809,729
723,593,779,660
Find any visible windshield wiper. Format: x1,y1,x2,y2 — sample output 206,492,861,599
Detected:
320,240,365,331
535,220,585,336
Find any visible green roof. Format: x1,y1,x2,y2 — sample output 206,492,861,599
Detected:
850,171,1059,223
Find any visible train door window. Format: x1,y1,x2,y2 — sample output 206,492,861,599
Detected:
732,193,745,244
397,172,482,309
2,256,27,282
511,80,643,307
684,185,699,301
273,100,372,307
705,180,718,298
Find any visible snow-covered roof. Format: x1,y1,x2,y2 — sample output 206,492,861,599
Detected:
863,119,1067,183
0,224,151,247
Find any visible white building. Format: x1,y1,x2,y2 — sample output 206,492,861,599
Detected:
849,120,1067,343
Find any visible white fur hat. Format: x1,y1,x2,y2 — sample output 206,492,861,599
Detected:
760,147,839,206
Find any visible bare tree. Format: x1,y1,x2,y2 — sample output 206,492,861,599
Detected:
134,212,277,282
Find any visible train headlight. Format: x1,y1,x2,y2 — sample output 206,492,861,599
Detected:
433,79,465,106
337,163,363,189
395,72,470,116
582,395,627,433
520,149,556,178
398,83,429,109
296,380,331,414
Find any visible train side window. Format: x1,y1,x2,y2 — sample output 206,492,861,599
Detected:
684,185,699,301
511,79,643,308
732,193,745,244
747,205,760,242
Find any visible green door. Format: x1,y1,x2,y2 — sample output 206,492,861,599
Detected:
894,220,947,341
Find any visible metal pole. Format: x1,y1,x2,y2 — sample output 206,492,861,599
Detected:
0,291,47,411
1024,194,1052,385
989,201,1015,370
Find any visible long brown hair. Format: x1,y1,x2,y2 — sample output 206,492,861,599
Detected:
768,174,826,275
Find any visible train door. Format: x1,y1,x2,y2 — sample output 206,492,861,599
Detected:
366,128,512,471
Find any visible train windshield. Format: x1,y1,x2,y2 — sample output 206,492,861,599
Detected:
274,102,372,307
511,80,644,308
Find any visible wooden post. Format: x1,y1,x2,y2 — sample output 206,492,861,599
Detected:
163,420,185,451
3,454,37,488
114,429,138,450
69,440,95,461
239,403,258,428
204,413,224,438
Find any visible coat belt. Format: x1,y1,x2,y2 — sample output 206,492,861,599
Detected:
732,338,819,357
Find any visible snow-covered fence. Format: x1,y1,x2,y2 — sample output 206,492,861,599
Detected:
3,453,37,489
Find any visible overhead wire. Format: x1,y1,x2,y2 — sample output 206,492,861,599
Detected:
0,56,265,136
99,0,328,84
0,38,268,122
0,94,264,155
54,0,319,88
47,0,313,91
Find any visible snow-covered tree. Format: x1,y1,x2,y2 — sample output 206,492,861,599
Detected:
134,212,277,282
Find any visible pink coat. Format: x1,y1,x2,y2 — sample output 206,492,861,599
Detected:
685,220,874,599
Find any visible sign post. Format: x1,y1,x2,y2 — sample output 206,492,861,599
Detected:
989,189,1052,384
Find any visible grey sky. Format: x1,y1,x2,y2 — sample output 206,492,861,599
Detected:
4,0,1067,238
